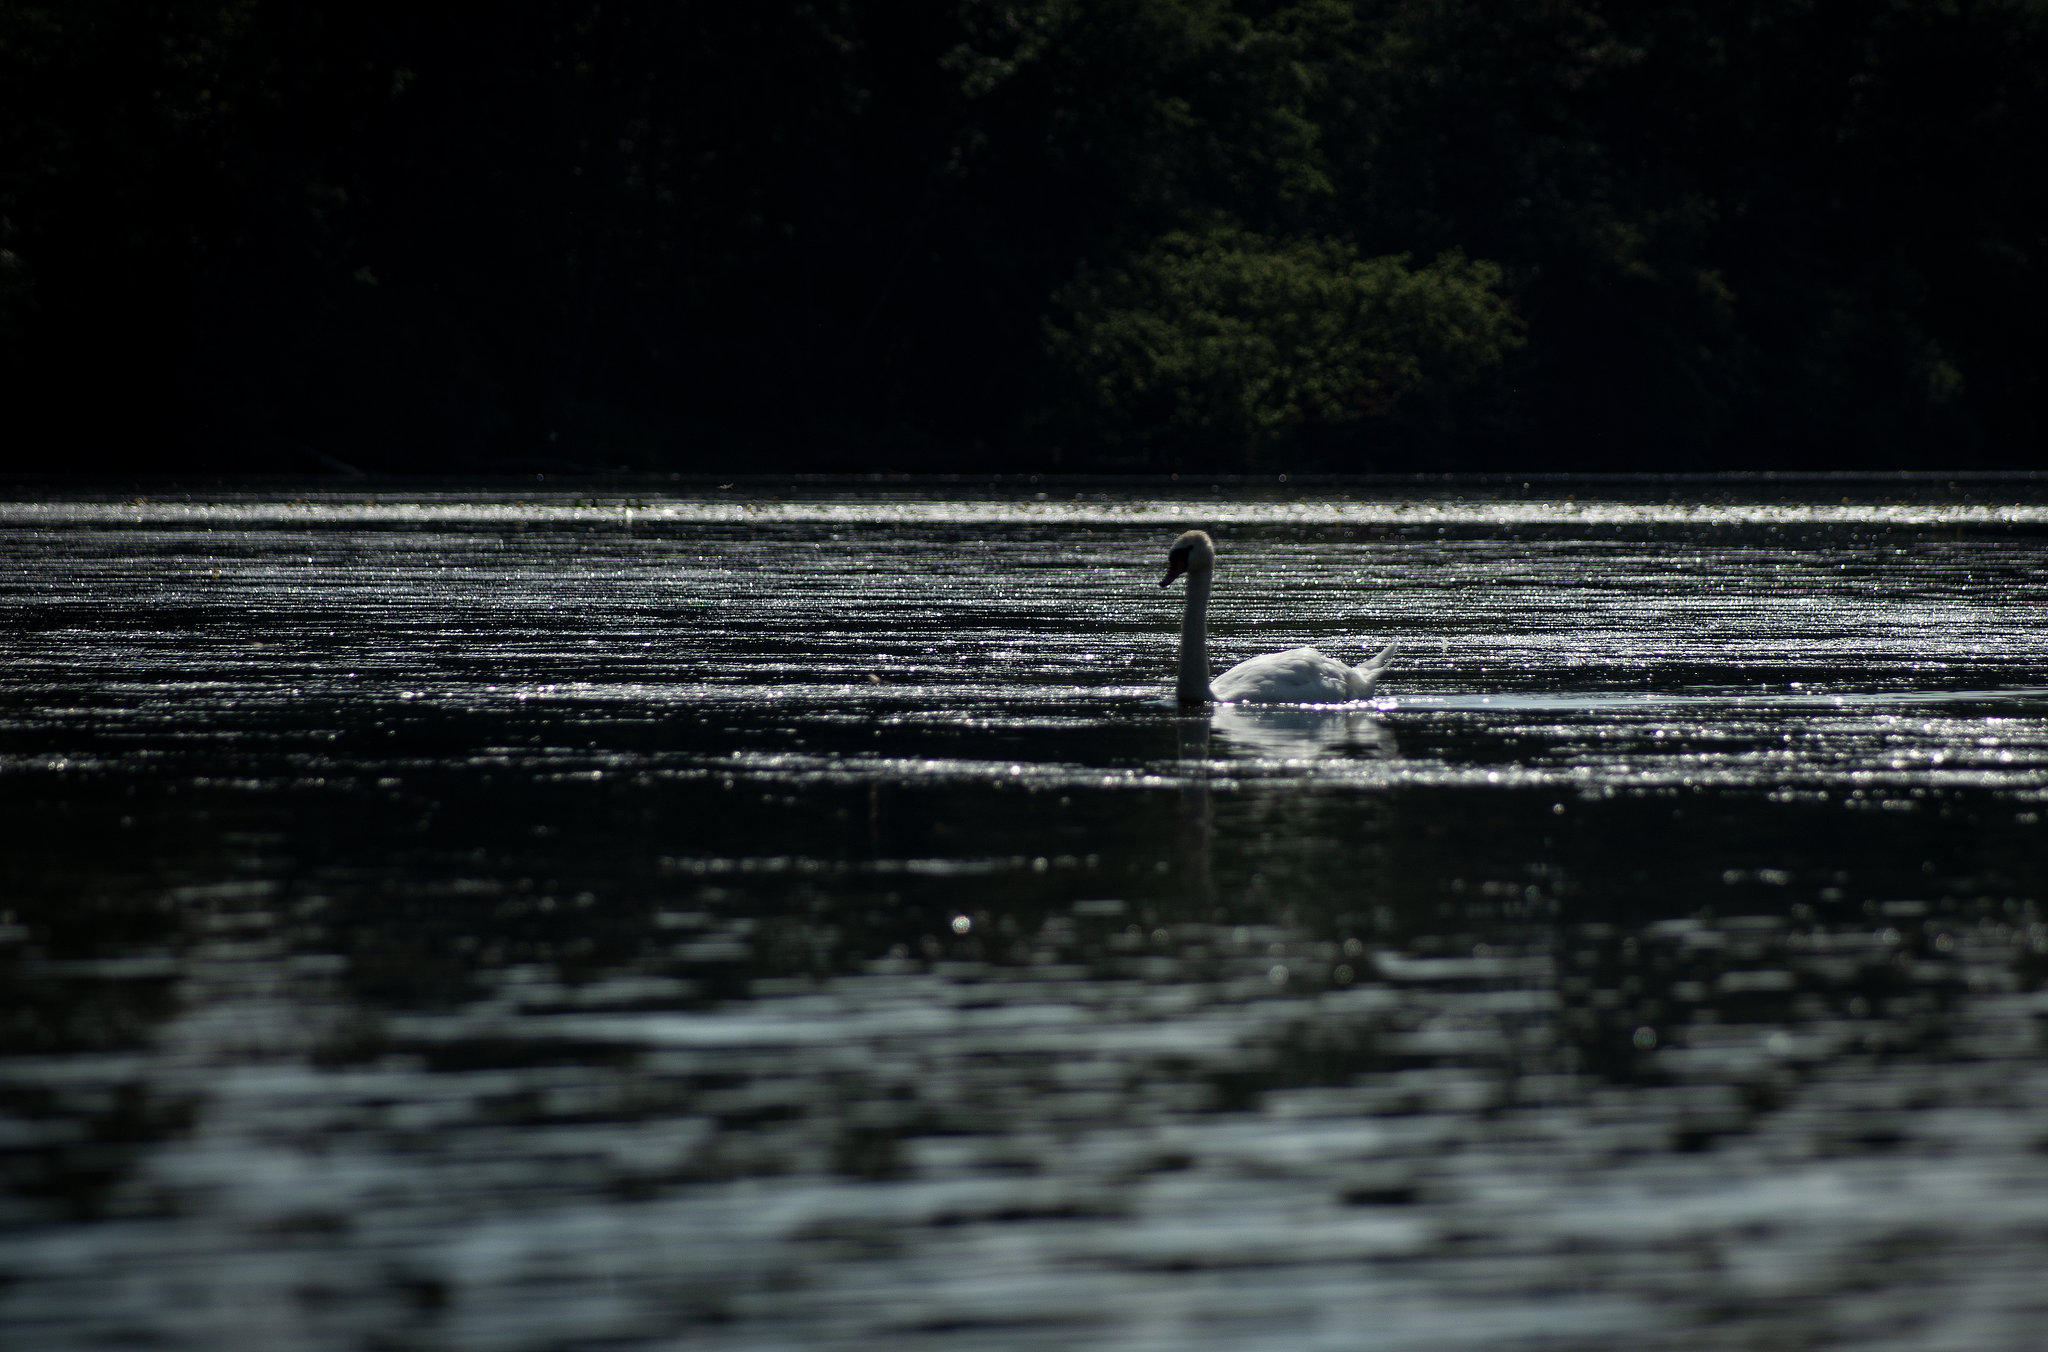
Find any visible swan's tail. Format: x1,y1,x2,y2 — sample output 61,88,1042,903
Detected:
1345,641,1399,698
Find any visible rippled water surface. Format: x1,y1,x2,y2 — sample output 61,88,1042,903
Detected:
7,481,2048,1350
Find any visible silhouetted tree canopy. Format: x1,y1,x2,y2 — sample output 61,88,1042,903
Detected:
2,0,2043,473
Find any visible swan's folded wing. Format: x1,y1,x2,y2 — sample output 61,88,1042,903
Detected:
1210,647,1354,704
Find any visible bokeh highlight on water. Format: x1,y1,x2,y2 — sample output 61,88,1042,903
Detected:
5,481,2048,1349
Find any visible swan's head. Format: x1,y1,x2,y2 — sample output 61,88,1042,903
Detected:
1160,530,1216,587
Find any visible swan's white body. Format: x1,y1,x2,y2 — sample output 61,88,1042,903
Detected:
1211,645,1395,703
1161,529,1397,705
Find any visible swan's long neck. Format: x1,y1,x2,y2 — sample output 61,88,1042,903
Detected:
1177,569,1213,704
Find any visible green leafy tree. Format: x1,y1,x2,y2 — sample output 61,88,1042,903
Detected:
4,0,2045,472
1047,226,1522,468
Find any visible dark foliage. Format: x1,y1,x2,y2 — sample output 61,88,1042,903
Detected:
2,0,2042,473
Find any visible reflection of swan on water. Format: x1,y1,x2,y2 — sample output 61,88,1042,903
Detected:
1161,530,1397,706
1211,704,1398,760
1174,715,1216,911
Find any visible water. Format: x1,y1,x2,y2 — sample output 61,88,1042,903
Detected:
5,481,2048,1350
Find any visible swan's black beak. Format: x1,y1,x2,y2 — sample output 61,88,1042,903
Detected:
1160,556,1187,587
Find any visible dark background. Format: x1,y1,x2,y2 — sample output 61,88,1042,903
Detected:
3,0,2043,476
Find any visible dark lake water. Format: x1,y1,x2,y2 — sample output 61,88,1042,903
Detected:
6,481,2048,1350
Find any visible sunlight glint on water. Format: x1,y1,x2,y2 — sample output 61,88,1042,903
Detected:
4,484,2048,1350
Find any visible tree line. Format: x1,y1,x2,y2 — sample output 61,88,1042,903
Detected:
3,0,2043,474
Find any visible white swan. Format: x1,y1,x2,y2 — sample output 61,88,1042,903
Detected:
1160,529,1397,705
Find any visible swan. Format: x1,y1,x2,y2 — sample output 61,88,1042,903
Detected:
1160,529,1397,705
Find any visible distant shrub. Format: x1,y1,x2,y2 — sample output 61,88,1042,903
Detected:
1045,226,1523,467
